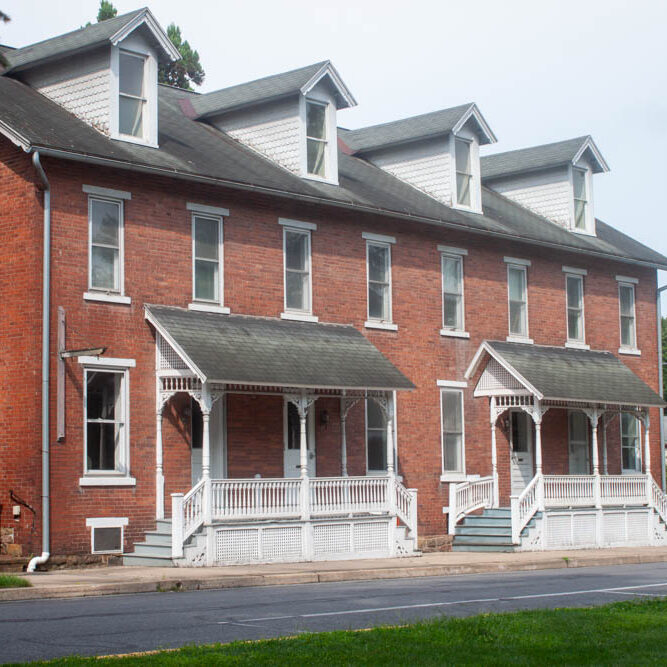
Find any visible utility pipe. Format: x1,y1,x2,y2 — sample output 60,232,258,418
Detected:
658,284,667,491
27,152,50,573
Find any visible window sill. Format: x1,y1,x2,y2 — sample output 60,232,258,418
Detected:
565,341,590,350
188,303,230,314
440,329,470,339
79,476,136,487
506,336,534,344
84,292,131,305
365,320,398,331
619,347,641,356
440,473,467,483
301,172,339,186
281,312,319,323
111,134,159,149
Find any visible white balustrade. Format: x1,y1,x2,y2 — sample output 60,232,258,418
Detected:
543,475,594,508
310,477,389,515
449,476,495,534
510,474,541,543
212,479,302,520
649,476,667,524
182,478,206,540
600,475,648,506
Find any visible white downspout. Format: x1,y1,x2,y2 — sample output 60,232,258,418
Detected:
27,152,51,573
658,284,667,492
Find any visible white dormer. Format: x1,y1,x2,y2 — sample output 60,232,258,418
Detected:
343,104,496,214
482,136,609,235
200,61,356,185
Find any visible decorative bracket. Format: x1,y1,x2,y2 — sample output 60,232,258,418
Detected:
157,390,177,416
286,393,317,418
341,397,361,421
369,393,393,419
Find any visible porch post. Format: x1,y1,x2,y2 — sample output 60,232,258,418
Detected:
200,383,212,526
386,392,396,515
586,408,602,509
299,401,308,480
602,416,609,475
155,408,165,520
490,397,499,508
340,396,349,477
534,404,543,476
644,411,652,477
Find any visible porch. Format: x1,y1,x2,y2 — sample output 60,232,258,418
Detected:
448,341,667,551
127,305,417,566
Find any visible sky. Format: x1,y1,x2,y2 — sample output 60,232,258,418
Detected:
3,0,667,290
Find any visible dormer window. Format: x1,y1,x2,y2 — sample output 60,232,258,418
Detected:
573,167,588,231
306,100,328,178
119,51,146,139
455,138,472,207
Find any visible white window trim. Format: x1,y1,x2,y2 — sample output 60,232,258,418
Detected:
565,273,586,346
84,293,131,305
568,410,591,474
506,263,530,342
617,281,639,353
81,361,133,483
83,185,131,200
562,265,587,276
364,398,397,475
87,194,126,298
366,240,393,325
300,96,339,185
450,133,482,213
362,231,396,245
282,225,314,317
187,202,229,217
279,218,317,231
86,517,128,554
504,256,531,266
616,275,639,285
437,245,468,256
569,165,595,235
365,320,398,331
440,387,466,481
191,212,225,308
620,413,643,474
441,252,466,335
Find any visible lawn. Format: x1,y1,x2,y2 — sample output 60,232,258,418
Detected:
19,598,667,665
0,574,31,588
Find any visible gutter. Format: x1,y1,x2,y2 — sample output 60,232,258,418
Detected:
27,152,50,573
658,285,667,491
31,145,667,273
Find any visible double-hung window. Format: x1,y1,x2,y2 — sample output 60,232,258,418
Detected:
284,226,312,314
367,242,392,323
507,263,529,339
565,274,585,343
306,100,327,178
618,281,637,350
366,399,387,473
119,51,146,139
572,168,588,231
442,253,464,332
621,413,642,473
441,389,464,476
89,197,123,294
455,138,472,207
192,214,222,304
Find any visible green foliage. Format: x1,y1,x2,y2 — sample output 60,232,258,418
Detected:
0,10,10,69
96,0,117,22
0,574,31,588
158,24,205,91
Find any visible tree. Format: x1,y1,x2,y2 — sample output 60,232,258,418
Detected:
0,10,10,69
97,0,117,22
158,24,205,91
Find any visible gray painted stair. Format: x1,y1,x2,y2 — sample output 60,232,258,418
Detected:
451,509,542,552
123,519,175,567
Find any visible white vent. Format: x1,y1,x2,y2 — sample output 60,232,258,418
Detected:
313,523,351,555
572,513,596,546
546,515,572,548
627,512,649,543
353,521,388,552
156,333,187,371
261,527,302,560
603,512,625,545
477,359,525,394
216,528,259,562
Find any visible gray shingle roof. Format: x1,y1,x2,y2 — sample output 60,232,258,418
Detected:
341,104,476,154
0,76,664,269
191,61,328,119
485,341,665,407
146,305,415,390
3,9,145,72
482,136,608,180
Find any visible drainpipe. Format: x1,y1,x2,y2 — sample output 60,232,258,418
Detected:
27,152,51,573
658,284,667,492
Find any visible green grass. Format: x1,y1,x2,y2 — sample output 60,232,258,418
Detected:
0,574,31,588
18,598,667,665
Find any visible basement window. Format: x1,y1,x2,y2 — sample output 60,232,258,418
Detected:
86,517,128,554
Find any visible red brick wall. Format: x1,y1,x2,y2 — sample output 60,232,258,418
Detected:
2,145,662,554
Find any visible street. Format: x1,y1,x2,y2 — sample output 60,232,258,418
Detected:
2,561,667,663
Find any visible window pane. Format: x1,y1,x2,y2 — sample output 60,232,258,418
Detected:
508,268,525,302
194,217,219,260
306,102,326,140
442,256,462,294
573,169,586,200
574,199,587,229
119,53,144,97
87,371,119,420
621,317,635,347
569,412,588,442
456,173,471,206
368,282,388,320
119,95,143,137
566,276,582,310
367,430,387,470
91,200,120,246
286,271,307,310
367,400,385,429
194,260,218,301
307,139,326,177
87,422,119,471
91,246,118,290
509,301,526,336
93,526,122,553
442,392,462,431
285,231,308,271
368,244,388,282
443,294,461,329
622,414,638,438
455,139,471,174
443,434,462,472
619,285,634,316
568,310,582,341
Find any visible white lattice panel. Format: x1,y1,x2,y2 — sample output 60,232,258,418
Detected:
216,528,259,562
261,527,302,560
546,515,572,548
478,359,525,393
313,523,351,555
603,512,625,545
627,513,649,543
572,514,596,546
157,333,187,371
353,522,388,553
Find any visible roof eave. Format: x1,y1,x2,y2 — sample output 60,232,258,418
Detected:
110,8,180,62
573,136,610,174
300,61,357,110
452,103,498,145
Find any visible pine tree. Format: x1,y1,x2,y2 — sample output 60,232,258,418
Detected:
97,1,117,22
0,10,10,68
158,24,205,91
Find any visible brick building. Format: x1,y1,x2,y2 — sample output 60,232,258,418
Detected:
1,9,666,568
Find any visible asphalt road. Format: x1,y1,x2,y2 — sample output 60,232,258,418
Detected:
3,561,667,663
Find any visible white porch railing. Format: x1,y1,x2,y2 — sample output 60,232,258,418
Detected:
510,474,542,543
600,475,648,506
649,476,667,525
182,478,206,541
310,477,389,515
448,476,495,534
212,479,302,520
543,475,594,508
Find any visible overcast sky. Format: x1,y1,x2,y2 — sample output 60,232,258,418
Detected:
3,0,667,289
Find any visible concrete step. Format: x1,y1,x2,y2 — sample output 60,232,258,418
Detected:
155,519,172,533
132,542,173,558
482,508,512,517
451,544,516,552
462,516,512,527
143,531,172,547
122,553,175,567
452,534,517,546
456,525,513,537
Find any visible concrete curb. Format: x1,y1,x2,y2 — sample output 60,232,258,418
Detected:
2,551,667,602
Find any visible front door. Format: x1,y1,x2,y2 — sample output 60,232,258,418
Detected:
510,411,534,494
568,411,590,474
283,400,316,477
191,397,226,485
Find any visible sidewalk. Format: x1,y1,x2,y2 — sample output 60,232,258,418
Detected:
3,546,667,602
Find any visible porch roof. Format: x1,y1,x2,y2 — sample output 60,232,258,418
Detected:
145,305,415,392
466,341,666,408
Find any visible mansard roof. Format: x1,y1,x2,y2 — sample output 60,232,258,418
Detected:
2,8,179,73
0,75,664,270
191,60,357,119
341,103,497,154
482,136,610,180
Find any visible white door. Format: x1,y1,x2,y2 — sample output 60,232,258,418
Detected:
283,400,316,478
191,397,226,485
510,411,534,494
569,411,590,474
